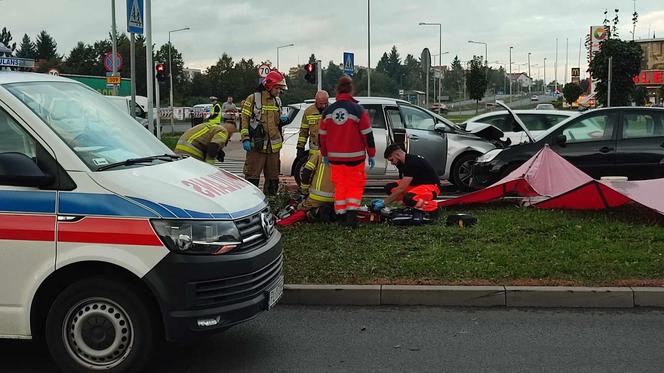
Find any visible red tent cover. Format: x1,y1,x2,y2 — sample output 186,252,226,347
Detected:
536,178,664,214
438,145,592,208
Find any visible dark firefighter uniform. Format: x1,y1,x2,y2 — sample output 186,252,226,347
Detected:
298,151,334,211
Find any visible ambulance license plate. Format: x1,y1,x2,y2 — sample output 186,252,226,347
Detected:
267,276,284,310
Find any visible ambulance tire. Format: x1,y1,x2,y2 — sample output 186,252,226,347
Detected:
45,276,159,373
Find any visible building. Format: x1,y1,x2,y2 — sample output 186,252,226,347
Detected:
508,72,533,88
182,67,202,81
634,38,664,105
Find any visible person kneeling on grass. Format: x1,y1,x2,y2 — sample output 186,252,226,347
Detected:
372,144,441,217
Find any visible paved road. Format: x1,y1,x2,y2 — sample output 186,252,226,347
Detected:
4,306,664,372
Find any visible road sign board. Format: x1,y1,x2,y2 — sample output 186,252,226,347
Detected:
343,52,354,76
571,67,580,77
127,0,144,34
104,52,123,72
48,68,60,76
257,63,271,77
106,76,121,85
421,48,431,72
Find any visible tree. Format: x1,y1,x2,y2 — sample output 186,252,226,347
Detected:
323,60,343,93
588,38,641,106
16,34,36,59
375,52,389,75
0,27,16,53
443,56,464,100
562,83,583,105
62,42,97,75
35,30,58,60
155,42,186,101
386,45,402,81
633,86,647,106
466,56,487,112
579,78,590,94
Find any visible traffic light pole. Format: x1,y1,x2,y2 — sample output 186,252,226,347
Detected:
154,62,161,139
145,0,154,135
316,60,322,91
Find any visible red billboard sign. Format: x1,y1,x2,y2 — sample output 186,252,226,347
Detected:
632,70,664,86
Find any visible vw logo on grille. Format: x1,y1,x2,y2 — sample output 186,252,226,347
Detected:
260,213,275,237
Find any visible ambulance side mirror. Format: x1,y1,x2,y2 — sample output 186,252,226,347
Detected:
0,153,54,187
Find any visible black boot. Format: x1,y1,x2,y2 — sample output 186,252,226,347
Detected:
265,179,279,196
246,178,260,187
336,212,347,225
344,210,359,228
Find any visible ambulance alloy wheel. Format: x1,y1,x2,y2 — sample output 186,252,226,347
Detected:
45,277,158,373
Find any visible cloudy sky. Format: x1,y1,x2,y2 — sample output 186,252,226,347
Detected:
2,0,663,81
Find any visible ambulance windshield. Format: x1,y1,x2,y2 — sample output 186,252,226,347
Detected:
6,81,172,171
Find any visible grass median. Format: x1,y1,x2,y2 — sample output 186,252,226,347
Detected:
279,202,664,287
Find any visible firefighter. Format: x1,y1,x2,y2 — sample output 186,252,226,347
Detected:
208,96,222,125
372,143,441,216
240,70,289,195
296,90,329,158
319,76,376,228
175,122,236,164
297,151,335,222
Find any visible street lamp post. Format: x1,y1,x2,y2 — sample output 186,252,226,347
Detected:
509,46,513,103
168,27,189,134
419,22,442,106
276,43,295,72
527,52,532,95
543,57,547,95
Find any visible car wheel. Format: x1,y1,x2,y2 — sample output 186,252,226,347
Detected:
292,154,309,186
45,277,160,373
451,152,480,192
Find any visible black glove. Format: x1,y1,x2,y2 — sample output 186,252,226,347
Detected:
297,147,307,158
216,149,225,163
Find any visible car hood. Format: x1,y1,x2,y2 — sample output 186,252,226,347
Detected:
91,158,266,219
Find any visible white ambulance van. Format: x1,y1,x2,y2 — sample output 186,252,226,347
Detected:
0,72,283,372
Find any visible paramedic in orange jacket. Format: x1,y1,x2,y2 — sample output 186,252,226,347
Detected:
319,76,376,227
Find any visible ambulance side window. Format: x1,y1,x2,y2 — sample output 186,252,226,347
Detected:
0,108,36,159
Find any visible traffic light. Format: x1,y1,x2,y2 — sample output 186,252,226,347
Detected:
304,63,316,84
155,63,166,83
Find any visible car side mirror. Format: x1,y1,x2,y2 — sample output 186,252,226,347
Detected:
434,123,449,133
0,152,54,187
556,134,567,147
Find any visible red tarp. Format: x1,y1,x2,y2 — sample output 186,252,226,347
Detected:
438,145,593,208
536,178,664,214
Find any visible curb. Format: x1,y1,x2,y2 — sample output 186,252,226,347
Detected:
280,285,664,309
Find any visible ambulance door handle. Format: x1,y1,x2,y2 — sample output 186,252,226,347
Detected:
57,215,84,222
599,146,613,154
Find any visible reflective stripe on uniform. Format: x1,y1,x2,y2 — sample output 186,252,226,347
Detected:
346,198,362,206
309,193,334,202
175,144,204,159
304,161,316,170
187,122,215,143
335,200,346,206
318,129,327,135
298,136,307,143
328,151,366,158
240,128,249,136
360,128,372,135
241,108,252,116
262,105,279,112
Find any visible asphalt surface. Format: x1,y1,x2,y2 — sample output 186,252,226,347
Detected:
4,306,664,372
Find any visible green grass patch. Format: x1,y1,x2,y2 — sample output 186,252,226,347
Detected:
279,202,664,286
445,114,474,124
161,135,180,150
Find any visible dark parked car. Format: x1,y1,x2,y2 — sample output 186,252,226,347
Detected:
471,107,664,187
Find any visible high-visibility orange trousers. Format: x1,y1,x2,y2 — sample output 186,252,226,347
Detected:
386,181,440,212
330,163,366,214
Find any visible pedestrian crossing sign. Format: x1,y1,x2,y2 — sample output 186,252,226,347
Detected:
343,52,354,76
127,0,144,34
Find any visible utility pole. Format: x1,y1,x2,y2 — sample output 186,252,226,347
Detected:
543,57,547,94
607,56,613,107
111,0,118,96
565,38,569,85
528,52,532,95
367,0,371,96
316,59,322,91
146,0,154,135
555,38,559,93
509,46,513,103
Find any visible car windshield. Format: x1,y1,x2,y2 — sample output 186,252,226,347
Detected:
6,81,172,171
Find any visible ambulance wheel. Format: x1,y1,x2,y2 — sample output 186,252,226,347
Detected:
45,277,159,373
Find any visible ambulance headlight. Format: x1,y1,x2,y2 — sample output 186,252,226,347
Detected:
151,220,242,255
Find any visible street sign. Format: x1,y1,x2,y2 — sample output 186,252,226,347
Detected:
257,63,271,77
127,0,144,34
48,68,60,76
104,52,123,72
343,52,354,76
106,76,121,85
421,48,431,72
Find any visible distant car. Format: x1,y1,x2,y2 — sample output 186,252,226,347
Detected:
536,103,555,110
531,95,539,101
191,104,212,126
429,102,448,114
105,96,149,128
462,109,579,145
471,106,664,188
281,97,499,191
